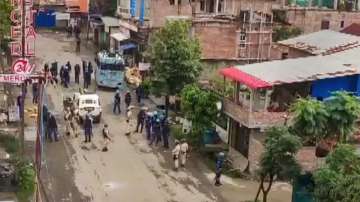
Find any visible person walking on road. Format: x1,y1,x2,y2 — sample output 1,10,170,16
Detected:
135,86,142,103
180,139,189,167
82,61,89,89
135,108,145,133
125,108,132,136
74,64,80,84
125,91,131,109
113,90,121,114
87,62,93,86
149,118,161,146
72,112,80,138
32,83,39,104
102,124,112,152
214,152,225,186
84,114,93,143
66,61,72,72
172,140,181,171
64,108,72,137
60,65,65,86
63,66,70,88
47,113,59,142
162,120,170,149
145,113,152,140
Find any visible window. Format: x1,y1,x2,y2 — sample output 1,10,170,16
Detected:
281,52,288,59
218,0,224,12
214,113,228,130
340,20,345,28
240,32,246,42
200,0,205,11
239,32,246,49
321,20,330,30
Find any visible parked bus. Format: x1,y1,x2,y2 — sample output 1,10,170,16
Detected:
95,51,125,89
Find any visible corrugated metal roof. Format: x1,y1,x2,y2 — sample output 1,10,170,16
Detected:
224,46,360,88
278,30,360,55
101,17,119,27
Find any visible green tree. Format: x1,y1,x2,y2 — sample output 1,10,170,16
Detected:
255,126,302,202
314,144,360,202
325,91,360,143
180,84,219,143
290,98,329,143
0,0,12,51
148,20,202,116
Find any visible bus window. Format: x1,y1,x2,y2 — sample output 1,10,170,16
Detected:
100,64,124,71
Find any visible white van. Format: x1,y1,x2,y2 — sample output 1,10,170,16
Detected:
74,93,102,123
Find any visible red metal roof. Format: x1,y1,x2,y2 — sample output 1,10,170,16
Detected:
341,23,360,36
219,67,272,89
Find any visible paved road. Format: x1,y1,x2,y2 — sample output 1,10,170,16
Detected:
36,31,292,202
36,31,224,202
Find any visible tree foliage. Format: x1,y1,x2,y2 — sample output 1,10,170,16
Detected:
148,20,202,114
255,126,302,202
325,91,360,143
0,0,12,51
291,91,360,143
290,98,329,143
314,144,360,202
180,84,219,141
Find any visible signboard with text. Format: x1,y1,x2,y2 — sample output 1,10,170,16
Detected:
0,74,30,84
9,0,37,57
12,58,35,74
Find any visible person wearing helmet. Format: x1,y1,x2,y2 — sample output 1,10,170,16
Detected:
125,91,132,108
215,152,225,186
161,119,170,149
145,112,152,140
172,140,181,171
83,114,93,143
113,90,121,114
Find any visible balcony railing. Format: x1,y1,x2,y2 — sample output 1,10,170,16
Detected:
223,99,288,128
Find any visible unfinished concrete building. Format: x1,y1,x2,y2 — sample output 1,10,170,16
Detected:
191,0,273,62
116,0,275,62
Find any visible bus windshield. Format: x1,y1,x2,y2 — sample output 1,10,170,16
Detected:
99,63,124,71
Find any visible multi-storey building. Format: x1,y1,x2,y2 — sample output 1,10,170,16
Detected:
276,0,360,33
116,0,274,62
219,33,360,171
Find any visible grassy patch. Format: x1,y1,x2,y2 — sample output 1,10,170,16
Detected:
0,134,20,155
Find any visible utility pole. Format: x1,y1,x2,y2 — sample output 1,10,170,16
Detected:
20,0,27,156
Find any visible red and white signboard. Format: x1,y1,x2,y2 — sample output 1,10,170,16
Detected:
12,58,34,75
0,74,30,84
10,0,36,57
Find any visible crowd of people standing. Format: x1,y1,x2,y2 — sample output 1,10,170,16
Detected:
48,60,93,89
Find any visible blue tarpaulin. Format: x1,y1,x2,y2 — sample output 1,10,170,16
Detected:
120,43,137,50
36,10,56,28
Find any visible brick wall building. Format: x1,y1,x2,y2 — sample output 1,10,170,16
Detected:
117,0,275,62
285,9,360,34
